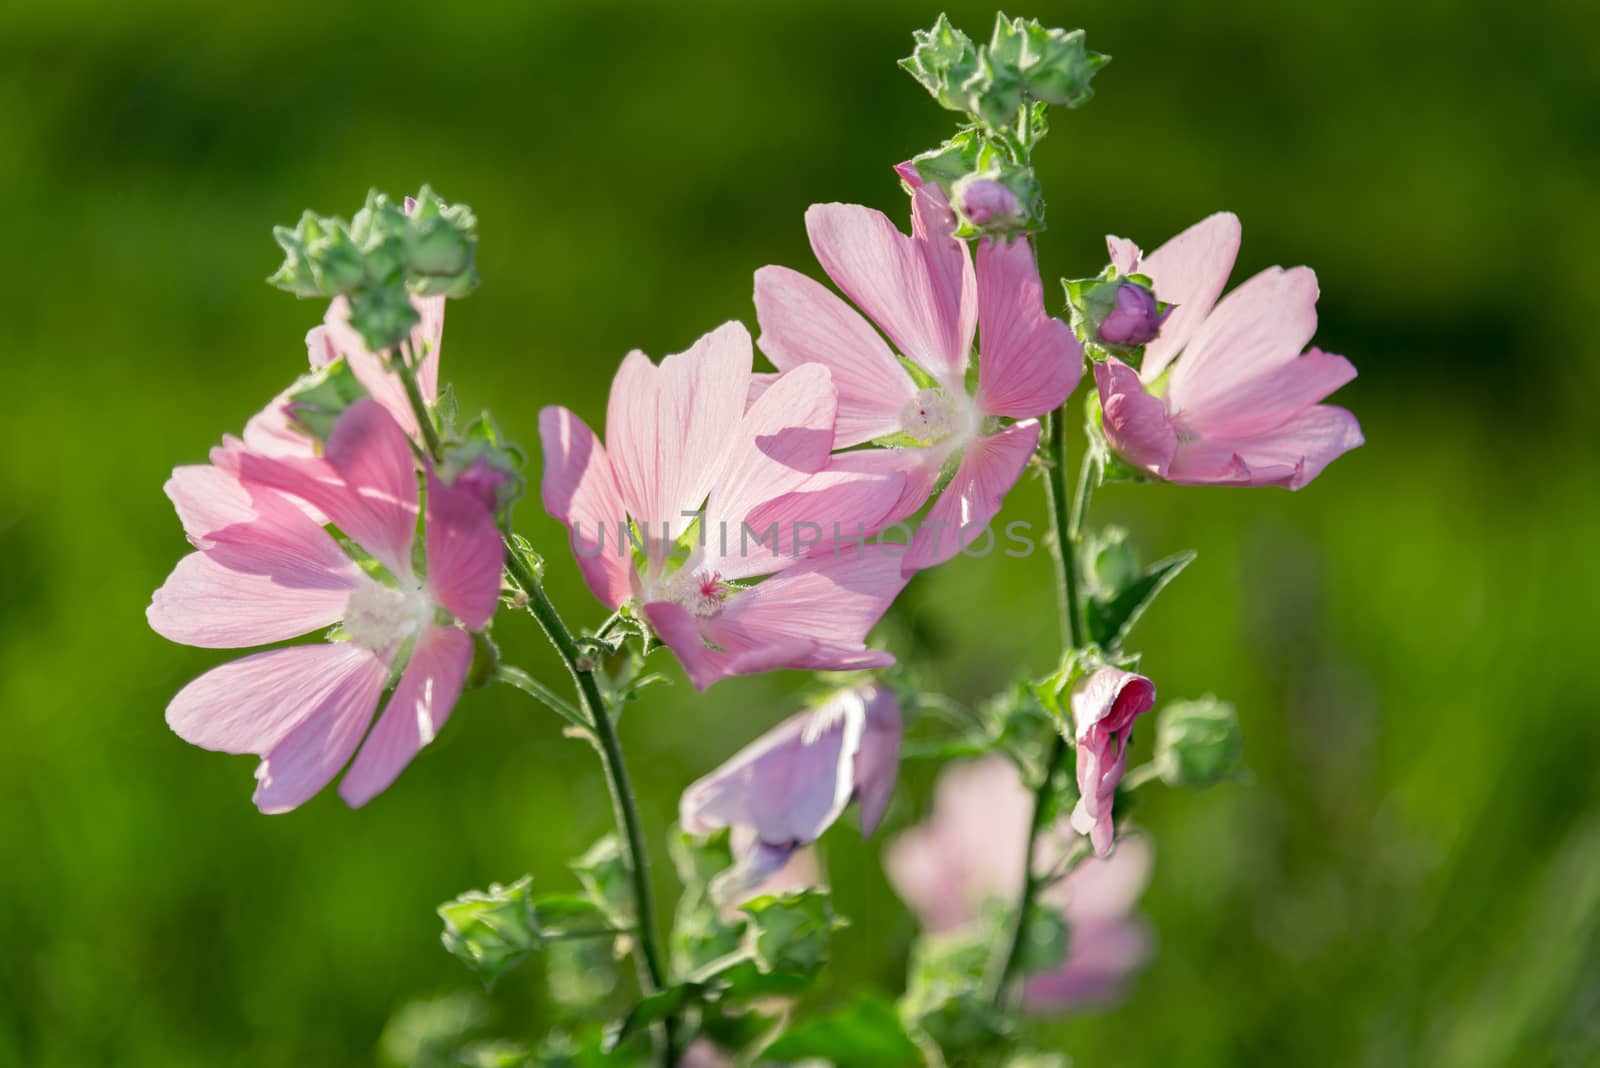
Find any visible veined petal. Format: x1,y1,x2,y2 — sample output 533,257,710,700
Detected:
705,363,836,553
1175,347,1356,439
148,551,356,649
975,236,1083,419
909,184,978,386
754,265,915,446
539,406,633,610
605,322,751,545
806,198,972,389
319,294,445,441
904,420,1041,572
1094,359,1177,480
1134,211,1241,382
250,649,392,814
239,398,420,578
339,624,473,807
1167,265,1319,412
167,642,385,759
642,601,816,692
1169,403,1364,490
1105,234,1142,276
425,470,505,631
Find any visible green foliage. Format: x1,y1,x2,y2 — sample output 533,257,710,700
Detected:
1081,529,1196,653
667,828,743,977
760,997,922,1065
438,876,614,986
570,835,635,928
1155,696,1245,789
1017,902,1069,975
739,888,843,978
899,924,1010,1057
281,356,367,443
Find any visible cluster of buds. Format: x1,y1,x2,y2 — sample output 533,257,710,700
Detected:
897,14,1107,237
269,186,478,352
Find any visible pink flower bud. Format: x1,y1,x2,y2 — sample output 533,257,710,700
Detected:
955,177,1022,226
1097,282,1169,347
1070,667,1157,856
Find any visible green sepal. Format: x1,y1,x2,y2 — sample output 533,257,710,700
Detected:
437,876,614,987
760,998,922,1065
571,835,635,928
1155,696,1244,788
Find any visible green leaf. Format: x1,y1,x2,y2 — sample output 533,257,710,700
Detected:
1155,695,1244,788
611,983,700,1048
899,925,1010,1057
379,991,489,1068
1086,548,1197,651
760,998,922,1065
438,877,616,986
739,889,843,978
546,936,617,1010
571,835,635,928
668,828,746,976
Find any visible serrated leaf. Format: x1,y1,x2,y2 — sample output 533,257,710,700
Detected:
1087,550,1196,650
740,889,842,978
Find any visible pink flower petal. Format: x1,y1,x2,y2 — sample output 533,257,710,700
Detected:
1167,265,1319,413
727,451,910,580
339,624,473,807
240,399,421,578
1105,234,1142,276
425,471,505,631
539,406,633,610
604,322,751,547
1169,403,1364,489
974,236,1083,419
642,601,816,692
249,649,393,814
1134,211,1241,382
705,363,836,551
1094,359,1178,479
909,184,978,386
904,420,1041,571
806,197,974,389
753,265,915,446
167,642,386,760
148,551,356,648
319,294,445,441
1175,347,1357,439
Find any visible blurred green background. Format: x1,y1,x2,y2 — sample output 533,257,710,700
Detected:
3,0,1598,1064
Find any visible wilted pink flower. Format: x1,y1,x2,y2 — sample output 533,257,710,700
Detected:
1070,668,1157,856
681,685,902,895
886,756,1154,1013
754,176,1083,570
148,398,504,812
1095,212,1363,488
540,322,909,689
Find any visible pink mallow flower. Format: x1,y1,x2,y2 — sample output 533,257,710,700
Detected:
148,398,505,812
886,756,1154,1014
1070,667,1157,856
680,684,902,896
540,322,909,690
754,175,1083,570
1095,212,1363,488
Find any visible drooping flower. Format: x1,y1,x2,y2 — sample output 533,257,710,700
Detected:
754,173,1083,571
681,684,902,895
1070,667,1157,856
148,398,504,812
885,756,1154,1014
1094,212,1363,488
539,322,910,690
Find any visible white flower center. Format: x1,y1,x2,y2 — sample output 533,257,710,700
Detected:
899,387,975,445
344,580,431,655
646,565,727,619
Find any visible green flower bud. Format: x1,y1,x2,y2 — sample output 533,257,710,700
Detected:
284,357,367,443
1156,696,1244,788
405,185,480,298
346,282,421,354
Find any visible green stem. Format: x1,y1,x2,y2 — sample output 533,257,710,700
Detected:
989,408,1100,1008
393,356,677,1063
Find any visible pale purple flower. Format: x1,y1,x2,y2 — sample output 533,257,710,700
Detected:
1070,668,1157,856
886,756,1154,1013
681,684,902,895
539,322,910,689
1095,212,1363,487
148,399,505,811
755,175,1083,571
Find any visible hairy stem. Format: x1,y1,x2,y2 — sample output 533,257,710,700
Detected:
990,409,1099,1008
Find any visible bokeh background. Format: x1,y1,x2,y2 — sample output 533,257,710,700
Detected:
4,1,1598,1064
